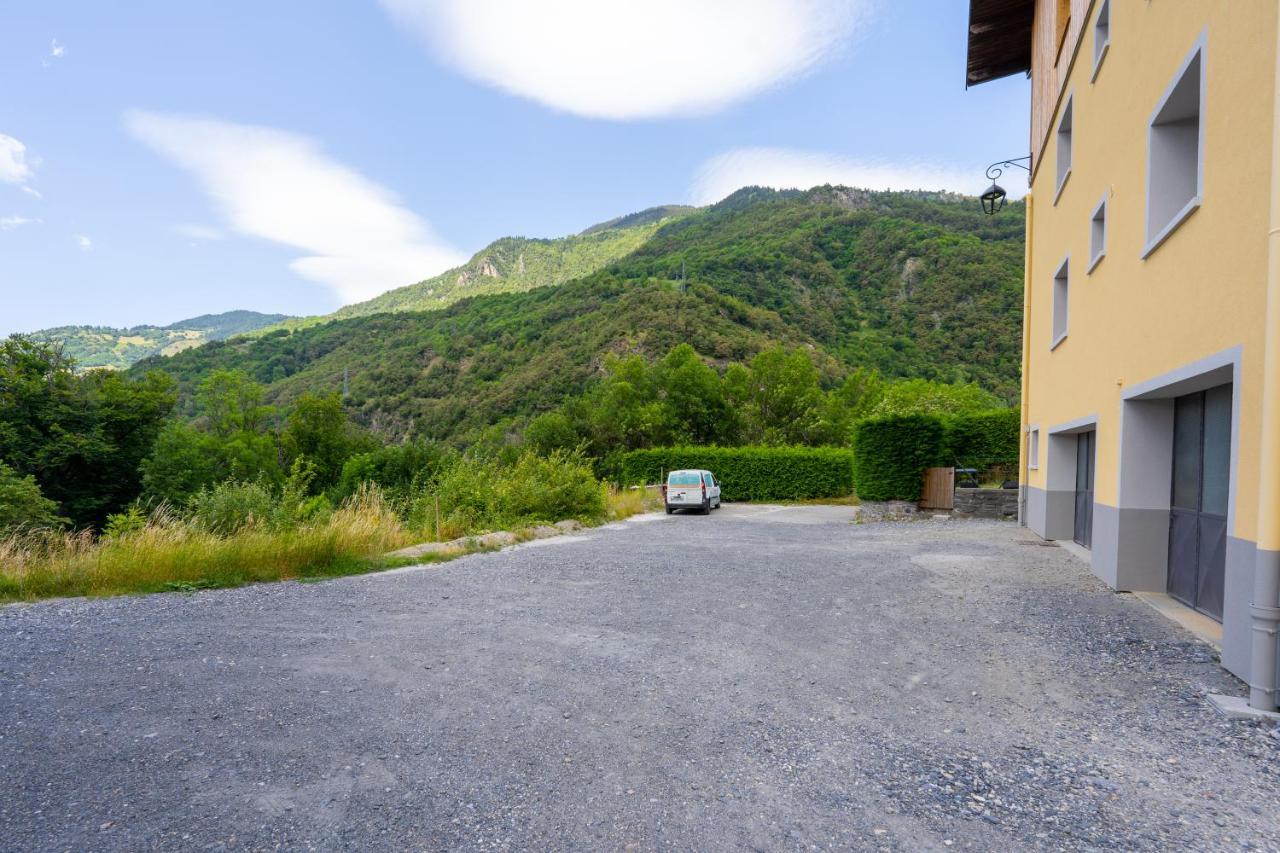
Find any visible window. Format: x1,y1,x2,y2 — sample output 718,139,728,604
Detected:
1092,0,1110,81
1051,257,1070,350
1028,428,1041,470
1055,97,1073,202
1144,36,1205,257
1089,195,1107,272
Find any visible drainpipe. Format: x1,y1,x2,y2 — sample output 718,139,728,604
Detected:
1248,9,1280,711
1019,191,1035,527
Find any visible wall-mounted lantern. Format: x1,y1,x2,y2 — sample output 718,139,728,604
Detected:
980,157,1031,214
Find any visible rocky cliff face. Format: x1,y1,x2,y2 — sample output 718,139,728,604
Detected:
456,259,501,287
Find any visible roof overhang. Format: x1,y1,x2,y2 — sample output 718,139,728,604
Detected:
966,0,1034,87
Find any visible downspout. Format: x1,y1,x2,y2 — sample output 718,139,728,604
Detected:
1248,9,1280,711
1019,192,1035,526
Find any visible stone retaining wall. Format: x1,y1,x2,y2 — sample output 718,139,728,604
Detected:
952,487,1019,519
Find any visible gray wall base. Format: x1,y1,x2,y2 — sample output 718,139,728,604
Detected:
1222,537,1259,679
1091,506,1171,592
1026,486,1047,537
1025,486,1087,543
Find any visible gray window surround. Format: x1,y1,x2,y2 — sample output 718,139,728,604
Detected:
1045,415,1100,495
1028,426,1041,470
1054,96,1074,205
1051,255,1070,350
1121,345,1241,532
1088,194,1108,273
1091,0,1110,83
1142,32,1206,260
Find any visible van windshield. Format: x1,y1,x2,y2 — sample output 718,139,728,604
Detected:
667,472,701,486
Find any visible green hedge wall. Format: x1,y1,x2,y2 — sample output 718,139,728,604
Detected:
942,409,1021,468
853,415,947,502
619,446,855,501
853,409,1020,501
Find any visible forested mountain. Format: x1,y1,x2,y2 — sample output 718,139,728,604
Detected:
135,187,1025,444
257,206,696,335
31,310,292,371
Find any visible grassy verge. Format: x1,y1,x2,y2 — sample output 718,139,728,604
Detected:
0,483,663,604
0,489,412,602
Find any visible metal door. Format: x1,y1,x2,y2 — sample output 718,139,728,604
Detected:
1167,385,1231,620
1073,430,1095,548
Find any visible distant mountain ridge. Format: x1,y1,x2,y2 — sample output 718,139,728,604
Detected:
256,205,697,335
32,310,292,371
138,186,1026,445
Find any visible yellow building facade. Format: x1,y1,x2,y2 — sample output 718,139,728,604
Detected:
967,0,1280,710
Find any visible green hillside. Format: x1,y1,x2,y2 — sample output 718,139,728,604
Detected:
33,310,292,371
137,187,1025,444
259,206,695,335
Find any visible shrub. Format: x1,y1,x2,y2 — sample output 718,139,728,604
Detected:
103,505,147,539
496,451,605,523
853,415,946,502
336,441,444,501
619,446,855,501
409,450,607,538
0,462,68,532
188,480,275,534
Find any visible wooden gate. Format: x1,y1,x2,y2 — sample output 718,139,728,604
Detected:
920,467,955,510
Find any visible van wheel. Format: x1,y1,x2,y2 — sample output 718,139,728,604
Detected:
701,498,711,515
665,505,674,515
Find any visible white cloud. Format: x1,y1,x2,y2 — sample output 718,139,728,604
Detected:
689,147,1001,205
21,186,42,200
379,0,868,120
124,110,466,303
0,216,41,230
76,234,92,250
42,39,65,68
174,223,224,241
0,135,35,185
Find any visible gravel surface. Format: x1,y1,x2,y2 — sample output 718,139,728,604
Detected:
3,505,1279,851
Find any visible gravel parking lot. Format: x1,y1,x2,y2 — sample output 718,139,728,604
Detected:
3,506,1279,851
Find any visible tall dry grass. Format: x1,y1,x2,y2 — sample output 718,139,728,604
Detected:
604,484,662,520
0,485,411,602
0,460,643,604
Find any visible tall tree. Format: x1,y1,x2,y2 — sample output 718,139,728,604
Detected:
0,336,175,527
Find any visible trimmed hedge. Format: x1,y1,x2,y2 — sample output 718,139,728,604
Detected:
619,446,855,501
853,409,1020,501
942,409,1020,469
853,415,947,502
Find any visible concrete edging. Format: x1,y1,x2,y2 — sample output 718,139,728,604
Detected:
388,519,586,560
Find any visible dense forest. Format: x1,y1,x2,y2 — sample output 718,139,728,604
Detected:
137,187,1025,446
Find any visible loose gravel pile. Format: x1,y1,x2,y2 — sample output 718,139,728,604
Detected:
1,506,1278,850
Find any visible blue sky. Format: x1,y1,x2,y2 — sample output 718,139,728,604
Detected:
0,1,1029,336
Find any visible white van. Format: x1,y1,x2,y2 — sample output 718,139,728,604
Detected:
663,469,721,515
